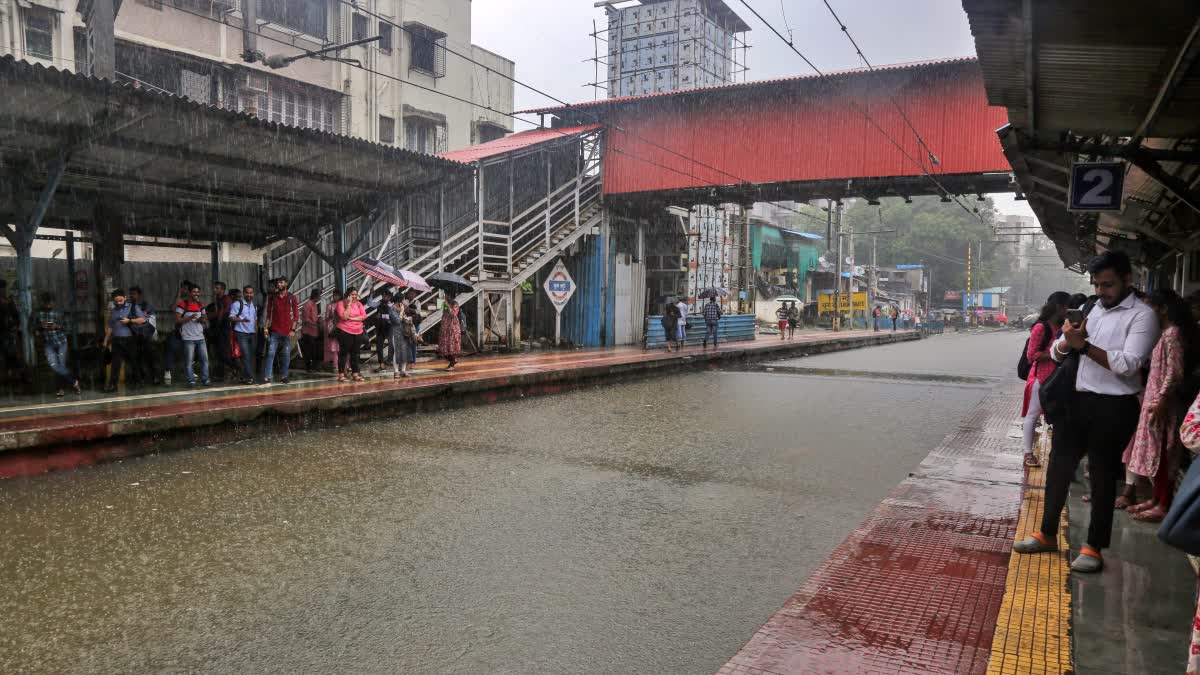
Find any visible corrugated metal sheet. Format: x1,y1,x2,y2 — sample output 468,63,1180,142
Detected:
645,314,755,347
437,125,602,164
577,60,1009,195
561,235,607,347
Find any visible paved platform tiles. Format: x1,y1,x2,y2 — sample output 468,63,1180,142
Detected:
0,330,917,477
719,385,1028,674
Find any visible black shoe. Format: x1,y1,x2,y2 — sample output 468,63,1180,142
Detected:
281,377,289,384
202,380,211,387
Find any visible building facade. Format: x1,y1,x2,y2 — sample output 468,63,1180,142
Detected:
601,0,748,97
0,0,514,261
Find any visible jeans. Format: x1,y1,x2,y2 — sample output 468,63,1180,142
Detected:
1040,392,1139,549
407,338,418,364
182,339,209,384
873,318,879,331
45,341,72,387
235,331,256,382
263,333,291,382
704,322,719,347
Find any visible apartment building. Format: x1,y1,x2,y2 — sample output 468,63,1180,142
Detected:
0,0,514,151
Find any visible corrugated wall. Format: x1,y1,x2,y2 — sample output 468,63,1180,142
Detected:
599,61,1010,195
561,235,607,347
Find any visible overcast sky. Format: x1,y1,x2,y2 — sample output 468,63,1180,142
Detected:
470,0,1033,217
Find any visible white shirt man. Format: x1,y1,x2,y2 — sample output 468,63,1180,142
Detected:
1049,292,1159,395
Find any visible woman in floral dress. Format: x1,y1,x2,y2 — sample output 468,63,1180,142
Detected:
438,299,463,371
1176,391,1200,674
1120,289,1195,520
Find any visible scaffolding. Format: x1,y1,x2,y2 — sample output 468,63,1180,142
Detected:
588,0,750,99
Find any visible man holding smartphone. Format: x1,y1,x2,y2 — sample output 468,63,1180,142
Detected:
1013,251,1159,573
176,285,210,387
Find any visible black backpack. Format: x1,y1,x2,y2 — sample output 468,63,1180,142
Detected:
1039,300,1097,425
1017,321,1052,381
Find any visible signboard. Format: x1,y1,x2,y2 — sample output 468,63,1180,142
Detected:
1069,162,1124,211
817,291,868,312
944,290,962,301
543,260,576,310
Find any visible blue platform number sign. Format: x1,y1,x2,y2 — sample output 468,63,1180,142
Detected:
543,260,576,311
1069,162,1124,211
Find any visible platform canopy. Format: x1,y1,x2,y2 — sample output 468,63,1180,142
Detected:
0,55,472,245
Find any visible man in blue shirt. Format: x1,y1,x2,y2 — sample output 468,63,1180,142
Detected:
104,289,145,392
229,285,259,385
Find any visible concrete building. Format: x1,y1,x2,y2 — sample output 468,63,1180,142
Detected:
599,0,749,97
0,0,514,261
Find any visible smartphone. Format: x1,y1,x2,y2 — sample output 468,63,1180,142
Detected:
1066,309,1085,327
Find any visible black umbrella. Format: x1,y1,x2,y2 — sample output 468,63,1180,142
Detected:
698,287,729,300
427,272,474,295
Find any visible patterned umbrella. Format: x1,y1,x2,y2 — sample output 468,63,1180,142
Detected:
352,257,405,287
698,287,729,299
396,269,432,293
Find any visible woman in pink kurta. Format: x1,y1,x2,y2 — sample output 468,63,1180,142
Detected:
1175,391,1200,674
322,290,342,368
1020,292,1069,467
1120,289,1194,521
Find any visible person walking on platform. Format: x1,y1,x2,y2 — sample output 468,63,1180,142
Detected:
37,292,78,397
872,305,881,332
335,289,367,382
890,305,899,331
300,288,321,373
787,302,800,339
662,300,680,352
1014,252,1159,573
1020,291,1070,468
775,303,789,340
229,286,259,385
702,296,722,349
439,299,463,371
175,285,210,387
676,297,690,348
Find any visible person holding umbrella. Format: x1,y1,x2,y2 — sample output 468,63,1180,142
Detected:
439,299,463,371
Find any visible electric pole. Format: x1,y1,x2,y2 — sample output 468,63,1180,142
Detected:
967,241,973,328
833,203,843,331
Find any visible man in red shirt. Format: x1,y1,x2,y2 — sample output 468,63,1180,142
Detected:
262,276,299,385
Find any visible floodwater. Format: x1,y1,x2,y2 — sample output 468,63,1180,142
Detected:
0,332,1022,673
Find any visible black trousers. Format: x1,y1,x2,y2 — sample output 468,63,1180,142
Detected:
337,331,364,374
375,321,390,366
1040,391,1140,549
108,336,141,387
300,335,320,370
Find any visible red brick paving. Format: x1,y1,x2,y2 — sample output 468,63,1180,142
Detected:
718,386,1024,675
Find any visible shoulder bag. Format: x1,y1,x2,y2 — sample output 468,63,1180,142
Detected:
1038,301,1095,425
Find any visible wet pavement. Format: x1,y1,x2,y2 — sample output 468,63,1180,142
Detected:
2,332,993,674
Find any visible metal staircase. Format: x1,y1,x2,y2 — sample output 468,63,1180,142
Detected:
272,127,604,362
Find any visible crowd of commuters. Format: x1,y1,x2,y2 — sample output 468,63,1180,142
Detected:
1011,250,1200,669
9,276,461,395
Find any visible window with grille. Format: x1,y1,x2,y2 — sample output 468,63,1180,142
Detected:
259,0,327,39
238,70,339,133
352,14,368,41
404,117,446,154
379,115,395,144
23,9,54,61
378,22,393,53
406,23,447,78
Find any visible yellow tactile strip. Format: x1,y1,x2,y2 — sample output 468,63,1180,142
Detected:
987,435,1073,675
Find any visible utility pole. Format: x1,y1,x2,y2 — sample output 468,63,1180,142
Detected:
869,235,878,315
966,241,973,328
833,203,843,332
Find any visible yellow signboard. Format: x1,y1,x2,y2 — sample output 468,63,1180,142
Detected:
817,292,868,312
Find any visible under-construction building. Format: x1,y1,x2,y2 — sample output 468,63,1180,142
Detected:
600,0,750,97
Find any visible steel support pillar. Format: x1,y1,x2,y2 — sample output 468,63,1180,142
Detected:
334,220,348,294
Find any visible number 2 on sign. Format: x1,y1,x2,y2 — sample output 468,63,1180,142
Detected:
1079,168,1115,207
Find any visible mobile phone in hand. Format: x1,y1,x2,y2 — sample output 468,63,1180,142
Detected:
1066,309,1084,327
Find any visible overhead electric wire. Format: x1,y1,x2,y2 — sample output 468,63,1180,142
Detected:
734,0,985,222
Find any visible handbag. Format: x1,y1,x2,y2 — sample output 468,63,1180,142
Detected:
229,329,242,360
1159,457,1200,554
1037,301,1095,425
1017,321,1050,381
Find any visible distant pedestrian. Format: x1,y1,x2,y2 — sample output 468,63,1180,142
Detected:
775,303,788,340
403,289,422,366
372,289,394,373
175,285,210,387
872,305,881,332
128,286,158,384
890,305,899,331
787,302,800,339
229,285,259,385
300,288,322,373
335,289,367,382
323,290,342,370
702,296,722,349
36,292,78,396
104,288,144,392
439,299,463,371
661,300,680,352
388,297,416,378
262,276,299,385
676,297,689,347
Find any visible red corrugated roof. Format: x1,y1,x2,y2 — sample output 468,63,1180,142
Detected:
438,124,602,164
518,57,980,115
